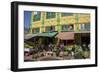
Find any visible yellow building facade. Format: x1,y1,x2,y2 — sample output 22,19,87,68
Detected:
29,11,90,34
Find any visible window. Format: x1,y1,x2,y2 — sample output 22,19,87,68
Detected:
62,25,74,31
32,28,40,33
45,26,55,32
61,13,73,17
62,25,68,31
80,23,90,31
46,12,56,19
68,25,74,31
33,11,41,21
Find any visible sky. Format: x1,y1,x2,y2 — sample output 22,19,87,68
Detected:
24,11,32,29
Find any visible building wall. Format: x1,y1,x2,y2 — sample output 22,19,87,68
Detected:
29,12,90,34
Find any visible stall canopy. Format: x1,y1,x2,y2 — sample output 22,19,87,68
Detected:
37,32,58,37
55,32,74,40
24,32,58,40
24,33,38,40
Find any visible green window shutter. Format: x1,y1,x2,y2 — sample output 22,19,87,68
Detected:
61,13,73,17
33,12,41,21
33,28,40,33
46,12,56,19
45,26,55,32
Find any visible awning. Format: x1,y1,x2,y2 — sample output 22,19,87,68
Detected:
37,32,58,37
55,32,74,40
24,34,38,40
24,32,58,40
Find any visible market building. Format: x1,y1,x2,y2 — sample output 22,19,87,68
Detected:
28,11,90,46
24,11,90,61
